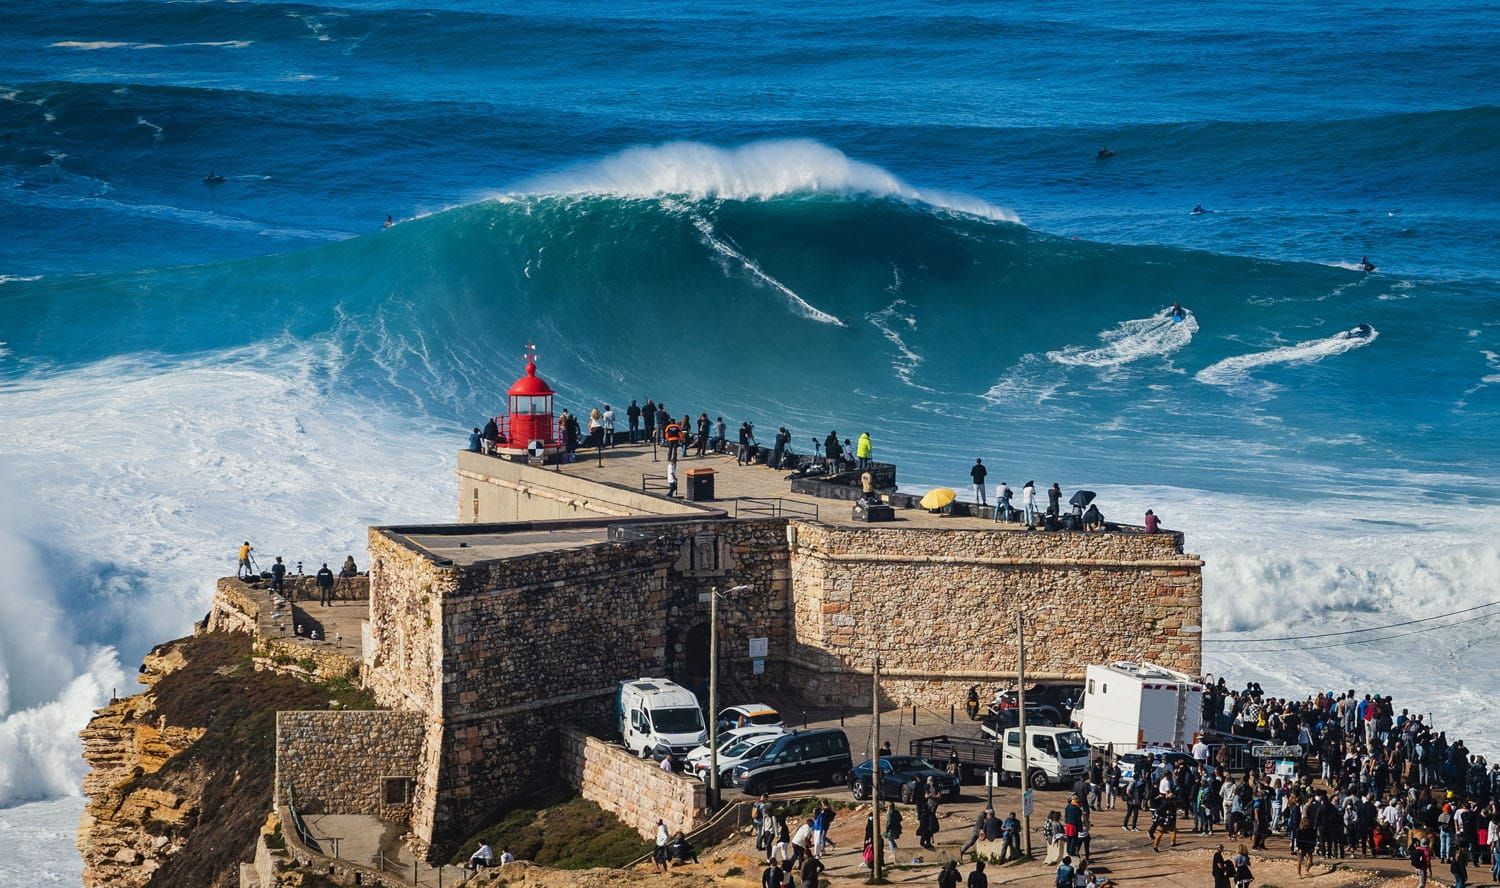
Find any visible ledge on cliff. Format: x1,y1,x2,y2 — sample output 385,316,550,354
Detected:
79,631,377,888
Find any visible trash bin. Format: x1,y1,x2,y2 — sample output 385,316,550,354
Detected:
685,467,716,501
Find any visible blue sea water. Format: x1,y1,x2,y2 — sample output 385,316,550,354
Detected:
2,1,1499,880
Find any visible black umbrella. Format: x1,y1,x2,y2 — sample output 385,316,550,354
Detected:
1069,490,1096,509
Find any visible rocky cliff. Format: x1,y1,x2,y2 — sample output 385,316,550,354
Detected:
77,631,375,888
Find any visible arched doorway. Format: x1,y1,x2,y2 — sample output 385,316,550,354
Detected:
675,622,710,691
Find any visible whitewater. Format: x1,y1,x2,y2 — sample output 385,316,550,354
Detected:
4,0,1500,880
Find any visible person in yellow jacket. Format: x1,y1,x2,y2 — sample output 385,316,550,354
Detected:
856,432,873,470
237,541,254,578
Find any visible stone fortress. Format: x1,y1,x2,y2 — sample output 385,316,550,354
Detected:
195,357,1203,870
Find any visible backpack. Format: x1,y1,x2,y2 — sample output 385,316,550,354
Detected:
1411,848,1427,869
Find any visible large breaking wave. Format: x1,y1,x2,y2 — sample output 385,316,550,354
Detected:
1,141,1496,814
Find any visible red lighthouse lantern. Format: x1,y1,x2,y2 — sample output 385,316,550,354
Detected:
497,344,558,458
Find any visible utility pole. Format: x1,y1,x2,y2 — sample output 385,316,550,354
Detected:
870,652,884,884
1017,614,1032,859
708,585,720,809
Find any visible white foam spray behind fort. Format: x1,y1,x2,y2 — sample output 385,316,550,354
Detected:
512,139,1022,223
0,340,452,811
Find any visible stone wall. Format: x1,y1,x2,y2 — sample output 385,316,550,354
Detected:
254,636,361,682
558,727,707,840
365,516,791,856
785,521,1202,708
206,577,262,635
274,710,425,822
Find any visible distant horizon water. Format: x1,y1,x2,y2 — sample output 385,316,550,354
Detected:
3,1,1499,882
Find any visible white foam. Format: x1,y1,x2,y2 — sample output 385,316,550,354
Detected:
1047,308,1198,369
0,797,85,884
689,215,847,326
49,39,252,50
0,339,454,810
866,298,932,390
136,116,164,142
514,139,1022,223
1195,325,1377,389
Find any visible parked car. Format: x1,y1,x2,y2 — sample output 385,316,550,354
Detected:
691,734,779,785
716,704,783,733
732,729,851,796
684,725,784,765
848,756,961,802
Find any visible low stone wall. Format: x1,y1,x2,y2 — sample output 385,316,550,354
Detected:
207,578,263,635
275,710,425,822
558,727,707,840
254,636,361,682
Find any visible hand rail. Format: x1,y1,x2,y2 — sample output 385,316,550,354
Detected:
733,497,819,521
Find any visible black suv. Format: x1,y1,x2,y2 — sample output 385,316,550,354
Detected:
732,729,852,796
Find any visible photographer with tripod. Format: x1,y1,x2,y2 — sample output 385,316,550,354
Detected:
237,541,257,579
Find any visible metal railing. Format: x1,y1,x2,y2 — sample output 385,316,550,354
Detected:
733,497,819,521
284,784,322,854
641,473,672,494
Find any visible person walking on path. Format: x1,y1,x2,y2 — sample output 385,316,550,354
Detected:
653,819,670,874
665,461,678,498
1411,837,1432,888
938,860,962,888
315,562,334,606
237,541,255,578
1232,844,1254,888
966,859,988,888
856,432,872,470
1212,844,1233,888
970,459,988,505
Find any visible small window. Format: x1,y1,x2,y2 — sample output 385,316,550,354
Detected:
1088,680,1095,695
1102,684,1108,694
382,777,413,805
1006,732,1020,747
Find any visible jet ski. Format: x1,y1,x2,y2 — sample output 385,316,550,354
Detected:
203,173,226,185
1345,323,1375,339
1190,204,1207,215
1096,148,1116,159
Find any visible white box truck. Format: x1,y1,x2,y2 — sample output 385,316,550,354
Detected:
998,725,1092,789
616,677,707,761
1076,662,1203,752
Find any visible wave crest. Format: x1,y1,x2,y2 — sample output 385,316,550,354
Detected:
512,139,1021,222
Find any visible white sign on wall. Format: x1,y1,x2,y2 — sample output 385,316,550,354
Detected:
752,658,766,675
748,637,769,658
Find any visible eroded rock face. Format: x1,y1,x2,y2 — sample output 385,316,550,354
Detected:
77,640,206,888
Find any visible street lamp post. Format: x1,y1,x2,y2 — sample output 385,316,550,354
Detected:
1016,604,1058,860
708,584,751,810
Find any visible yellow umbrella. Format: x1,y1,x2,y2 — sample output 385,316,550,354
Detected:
919,487,957,511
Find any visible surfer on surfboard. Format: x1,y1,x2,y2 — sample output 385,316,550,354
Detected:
1359,256,1376,272
1096,147,1116,159
1191,204,1207,215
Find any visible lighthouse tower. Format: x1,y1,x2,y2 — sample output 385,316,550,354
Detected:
496,344,559,459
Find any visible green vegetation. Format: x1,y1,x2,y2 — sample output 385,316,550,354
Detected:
724,866,744,877
448,787,650,870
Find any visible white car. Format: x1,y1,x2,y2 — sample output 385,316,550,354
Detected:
684,725,784,765
692,734,780,785
716,704,783,733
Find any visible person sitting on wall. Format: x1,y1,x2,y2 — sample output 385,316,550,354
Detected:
499,847,515,866
1083,503,1105,531
466,841,493,871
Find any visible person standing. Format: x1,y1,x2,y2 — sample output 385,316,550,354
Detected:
270,556,287,596
664,416,683,461
856,432,872,470
938,860,961,888
654,819,670,874
665,461,678,498
642,400,657,443
237,541,255,578
1451,847,1469,888
1411,837,1432,888
994,481,1013,523
588,408,603,448
1153,792,1179,851
1022,481,1037,527
655,403,671,444
970,459,988,506
696,413,710,457
966,860,988,888
315,562,335,606
1055,855,1075,888
1048,482,1063,517
627,400,641,443
481,416,499,455
713,416,727,453
1212,844,1233,888
602,404,615,447
1232,843,1254,888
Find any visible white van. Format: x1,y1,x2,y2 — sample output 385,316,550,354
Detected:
616,677,707,761
1075,662,1203,752
998,726,1092,789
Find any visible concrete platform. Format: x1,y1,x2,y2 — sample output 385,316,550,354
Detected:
561,445,1035,532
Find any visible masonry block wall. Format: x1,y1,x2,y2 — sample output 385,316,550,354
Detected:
558,727,707,839
275,711,425,822
364,517,791,856
785,521,1203,708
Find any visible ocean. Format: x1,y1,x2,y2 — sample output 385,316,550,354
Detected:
2,0,1499,880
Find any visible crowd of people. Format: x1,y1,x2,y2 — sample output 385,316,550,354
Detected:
234,541,360,605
